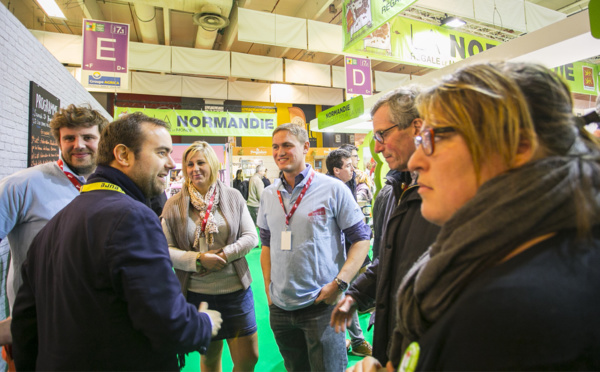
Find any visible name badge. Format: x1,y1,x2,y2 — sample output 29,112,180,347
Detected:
281,230,292,251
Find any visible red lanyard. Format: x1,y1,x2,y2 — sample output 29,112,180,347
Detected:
200,191,216,235
57,158,82,191
277,171,315,227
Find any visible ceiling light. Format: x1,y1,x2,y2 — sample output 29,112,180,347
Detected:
441,15,466,28
36,0,66,19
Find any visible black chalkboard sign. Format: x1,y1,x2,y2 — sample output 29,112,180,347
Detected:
28,82,60,167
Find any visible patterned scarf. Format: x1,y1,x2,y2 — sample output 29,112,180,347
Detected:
394,136,600,345
187,182,220,248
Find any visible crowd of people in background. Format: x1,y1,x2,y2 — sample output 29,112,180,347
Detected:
1,61,599,372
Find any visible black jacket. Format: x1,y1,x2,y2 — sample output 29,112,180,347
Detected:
12,165,212,371
347,174,440,365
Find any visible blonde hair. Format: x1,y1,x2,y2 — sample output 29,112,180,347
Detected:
416,63,538,183
182,141,220,186
356,170,372,189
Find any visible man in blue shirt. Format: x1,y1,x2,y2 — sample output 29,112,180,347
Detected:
258,123,371,371
0,104,108,350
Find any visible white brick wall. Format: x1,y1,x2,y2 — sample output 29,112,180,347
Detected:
0,3,109,180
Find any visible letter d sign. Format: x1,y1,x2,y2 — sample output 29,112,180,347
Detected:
353,70,365,86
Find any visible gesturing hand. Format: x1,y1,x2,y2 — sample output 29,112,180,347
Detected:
198,302,222,337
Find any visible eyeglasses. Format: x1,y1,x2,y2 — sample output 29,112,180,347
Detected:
414,127,456,156
373,125,398,144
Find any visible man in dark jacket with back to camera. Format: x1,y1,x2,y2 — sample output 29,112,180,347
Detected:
11,112,222,371
331,87,440,366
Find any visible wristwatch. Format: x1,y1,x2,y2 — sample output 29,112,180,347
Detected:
334,277,348,292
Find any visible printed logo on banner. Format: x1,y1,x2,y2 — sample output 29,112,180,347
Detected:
583,66,596,91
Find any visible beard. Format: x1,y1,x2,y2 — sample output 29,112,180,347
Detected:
63,149,97,176
130,167,167,199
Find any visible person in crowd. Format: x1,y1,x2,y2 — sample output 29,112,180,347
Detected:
262,168,271,187
330,88,440,366
325,149,373,357
232,169,248,200
258,123,371,371
326,148,354,182
11,113,222,371
162,141,259,372
358,62,600,371
340,143,359,196
247,165,265,224
0,104,108,352
355,170,374,203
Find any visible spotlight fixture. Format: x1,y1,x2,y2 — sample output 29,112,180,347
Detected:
329,4,337,14
440,15,466,28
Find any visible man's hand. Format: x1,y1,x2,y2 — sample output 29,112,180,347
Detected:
315,281,341,305
199,252,227,271
330,295,358,333
345,356,386,372
198,302,222,337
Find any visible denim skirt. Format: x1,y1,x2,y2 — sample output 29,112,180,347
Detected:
186,287,257,341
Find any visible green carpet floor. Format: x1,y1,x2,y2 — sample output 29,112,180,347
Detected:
181,247,373,371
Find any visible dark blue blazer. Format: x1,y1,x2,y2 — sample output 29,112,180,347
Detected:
12,165,212,371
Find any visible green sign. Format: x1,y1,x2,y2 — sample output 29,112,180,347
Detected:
345,16,500,68
114,107,277,137
317,95,364,130
590,0,600,39
552,62,599,95
343,0,417,51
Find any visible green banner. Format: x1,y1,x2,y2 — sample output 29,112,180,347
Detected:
345,16,500,68
552,61,599,95
343,0,417,51
317,96,364,130
114,107,277,137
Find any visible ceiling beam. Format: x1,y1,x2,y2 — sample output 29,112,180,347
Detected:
295,0,335,20
163,7,171,46
78,0,105,20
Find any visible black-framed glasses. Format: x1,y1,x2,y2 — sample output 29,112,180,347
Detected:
373,125,398,144
414,127,456,156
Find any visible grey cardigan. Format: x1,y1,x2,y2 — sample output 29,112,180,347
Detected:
161,180,258,297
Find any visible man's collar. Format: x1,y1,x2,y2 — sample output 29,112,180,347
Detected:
280,164,312,190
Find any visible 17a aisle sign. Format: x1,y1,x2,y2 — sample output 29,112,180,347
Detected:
81,19,129,89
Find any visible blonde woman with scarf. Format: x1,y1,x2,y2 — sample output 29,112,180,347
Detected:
162,141,259,372
350,63,600,371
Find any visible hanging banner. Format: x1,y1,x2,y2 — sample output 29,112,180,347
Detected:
114,107,277,137
81,19,129,89
345,16,500,69
345,57,373,95
343,0,417,51
553,61,599,95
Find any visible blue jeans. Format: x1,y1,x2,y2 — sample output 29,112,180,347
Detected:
269,302,347,372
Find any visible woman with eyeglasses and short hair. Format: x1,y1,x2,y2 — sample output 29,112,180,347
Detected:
351,62,600,371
